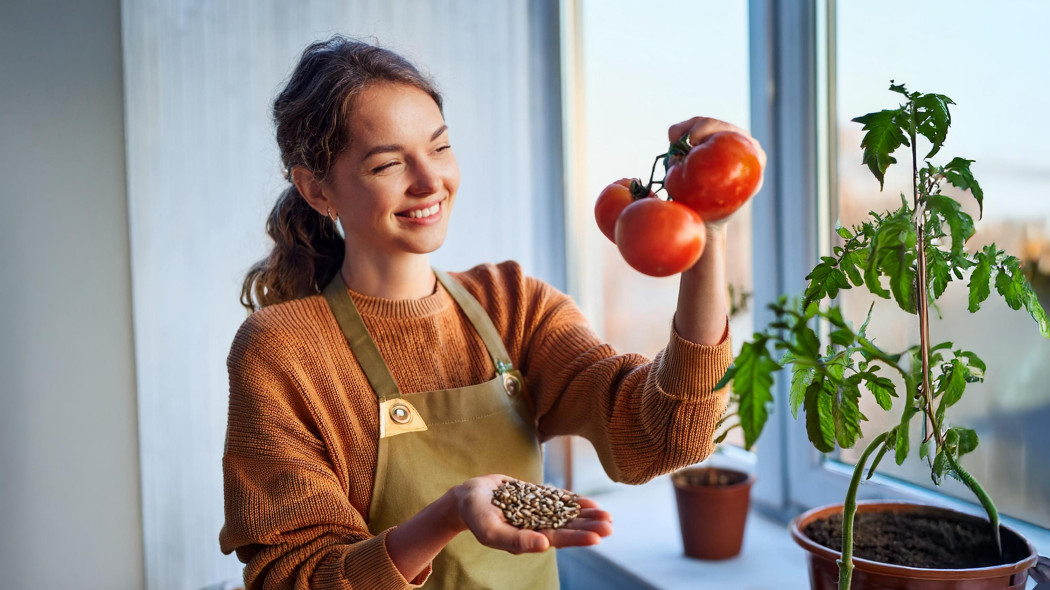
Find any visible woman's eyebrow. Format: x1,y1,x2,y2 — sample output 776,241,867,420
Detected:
362,125,449,160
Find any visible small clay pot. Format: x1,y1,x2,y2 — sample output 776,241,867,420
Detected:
790,501,1040,589
672,466,755,560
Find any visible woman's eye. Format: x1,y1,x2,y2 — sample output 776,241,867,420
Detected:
436,144,452,153
372,161,400,174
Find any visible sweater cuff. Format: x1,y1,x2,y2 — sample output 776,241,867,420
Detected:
330,528,432,589
656,316,734,401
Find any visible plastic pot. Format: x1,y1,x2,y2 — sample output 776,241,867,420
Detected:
790,501,1041,589
672,466,755,559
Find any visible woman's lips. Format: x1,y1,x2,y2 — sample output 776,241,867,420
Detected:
396,199,444,225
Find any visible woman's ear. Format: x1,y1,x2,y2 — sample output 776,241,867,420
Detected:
291,166,329,216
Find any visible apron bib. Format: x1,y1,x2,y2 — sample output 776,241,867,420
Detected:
323,270,559,589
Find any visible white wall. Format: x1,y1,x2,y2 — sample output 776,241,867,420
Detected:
119,1,565,588
0,1,145,589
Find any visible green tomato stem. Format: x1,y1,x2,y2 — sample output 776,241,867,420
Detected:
839,431,890,590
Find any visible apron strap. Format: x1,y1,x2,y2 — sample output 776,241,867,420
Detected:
434,269,515,374
323,274,402,402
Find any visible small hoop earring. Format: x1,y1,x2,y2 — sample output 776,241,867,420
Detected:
326,207,339,222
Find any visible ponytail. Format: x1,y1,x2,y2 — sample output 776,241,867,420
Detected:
239,185,344,312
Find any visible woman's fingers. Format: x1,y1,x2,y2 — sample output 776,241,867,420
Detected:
667,116,767,168
541,527,602,548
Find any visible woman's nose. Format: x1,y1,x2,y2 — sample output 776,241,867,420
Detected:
407,160,442,195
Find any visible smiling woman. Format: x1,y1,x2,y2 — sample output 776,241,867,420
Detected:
221,35,746,589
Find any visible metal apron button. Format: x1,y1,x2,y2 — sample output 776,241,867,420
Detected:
390,403,412,424
502,373,521,396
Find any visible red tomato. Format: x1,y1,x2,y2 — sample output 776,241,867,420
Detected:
664,131,762,222
614,198,705,277
594,178,648,242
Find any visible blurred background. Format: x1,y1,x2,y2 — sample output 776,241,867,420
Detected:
1,1,1047,589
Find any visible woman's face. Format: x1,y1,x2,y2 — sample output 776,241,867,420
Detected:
324,82,460,261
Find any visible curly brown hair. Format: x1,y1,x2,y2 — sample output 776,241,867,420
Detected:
240,36,443,312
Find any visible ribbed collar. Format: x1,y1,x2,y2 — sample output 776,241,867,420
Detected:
346,281,454,319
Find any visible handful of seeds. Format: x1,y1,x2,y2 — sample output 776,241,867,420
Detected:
491,480,581,530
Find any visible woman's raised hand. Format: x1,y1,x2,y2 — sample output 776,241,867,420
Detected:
453,474,614,554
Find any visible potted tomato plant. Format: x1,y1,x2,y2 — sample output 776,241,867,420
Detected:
715,82,1050,589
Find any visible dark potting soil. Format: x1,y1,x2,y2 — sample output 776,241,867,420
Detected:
675,467,748,487
803,511,1025,569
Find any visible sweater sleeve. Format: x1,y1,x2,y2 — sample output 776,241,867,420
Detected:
518,275,733,485
219,317,430,590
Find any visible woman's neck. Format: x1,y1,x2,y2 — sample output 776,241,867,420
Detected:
339,253,436,300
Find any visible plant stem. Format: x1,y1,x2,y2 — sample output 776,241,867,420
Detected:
909,100,940,450
944,451,1002,556
838,431,890,590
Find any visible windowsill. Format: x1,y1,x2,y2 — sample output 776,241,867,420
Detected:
560,473,1046,589
560,475,809,589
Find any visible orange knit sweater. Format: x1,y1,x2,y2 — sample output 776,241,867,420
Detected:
219,261,731,589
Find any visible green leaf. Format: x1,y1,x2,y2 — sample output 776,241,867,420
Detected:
954,349,987,381
714,364,737,391
834,378,864,448
790,365,818,419
920,438,932,460
836,221,852,240
927,247,951,300
805,381,836,453
942,157,984,218
925,194,975,257
840,249,866,286
913,92,954,159
733,340,780,449
949,426,979,457
936,358,968,423
804,256,850,302
852,107,909,189
864,375,897,410
968,249,993,313
995,258,1025,310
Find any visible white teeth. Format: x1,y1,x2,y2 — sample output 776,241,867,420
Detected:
407,203,440,219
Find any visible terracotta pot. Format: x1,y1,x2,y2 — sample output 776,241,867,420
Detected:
672,466,755,559
790,501,1040,589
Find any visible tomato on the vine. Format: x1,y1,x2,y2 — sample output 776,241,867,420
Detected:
595,178,649,242
664,130,762,222
614,198,705,277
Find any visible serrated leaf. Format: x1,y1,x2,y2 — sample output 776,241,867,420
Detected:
833,379,863,448
943,157,984,218
733,340,780,449
920,438,932,460
927,247,951,300
913,92,954,159
996,258,1026,310
968,250,992,313
852,108,909,189
864,375,897,410
936,358,968,423
790,365,817,419
805,383,836,453
926,194,975,257
836,221,852,240
840,249,866,286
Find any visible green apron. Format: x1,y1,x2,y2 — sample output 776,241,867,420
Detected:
323,270,559,589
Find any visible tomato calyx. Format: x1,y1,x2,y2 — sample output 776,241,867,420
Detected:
662,132,693,171
628,179,650,200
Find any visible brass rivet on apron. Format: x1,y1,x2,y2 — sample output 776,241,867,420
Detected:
502,373,520,396
390,403,412,424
